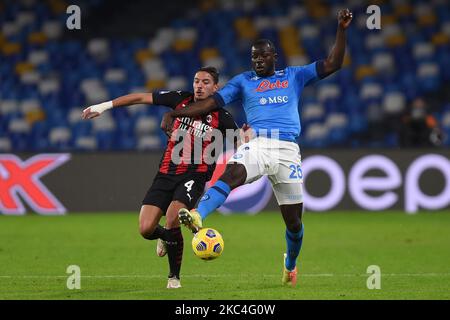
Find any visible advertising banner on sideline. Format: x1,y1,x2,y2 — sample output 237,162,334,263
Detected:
1,150,449,214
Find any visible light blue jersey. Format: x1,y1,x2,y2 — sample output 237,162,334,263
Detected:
213,62,319,142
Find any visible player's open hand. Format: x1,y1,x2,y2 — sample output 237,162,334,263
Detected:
81,107,100,120
338,8,353,29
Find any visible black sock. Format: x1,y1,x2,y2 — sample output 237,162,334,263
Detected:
165,227,184,279
144,224,167,240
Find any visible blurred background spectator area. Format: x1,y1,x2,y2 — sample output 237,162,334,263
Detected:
0,0,449,152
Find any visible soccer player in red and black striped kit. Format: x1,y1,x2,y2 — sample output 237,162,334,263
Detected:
82,67,243,288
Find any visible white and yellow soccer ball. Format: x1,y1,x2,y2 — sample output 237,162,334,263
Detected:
192,228,224,260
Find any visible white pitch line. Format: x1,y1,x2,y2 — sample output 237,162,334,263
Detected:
0,273,449,279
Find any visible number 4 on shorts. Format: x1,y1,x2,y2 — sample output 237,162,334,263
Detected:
184,180,194,192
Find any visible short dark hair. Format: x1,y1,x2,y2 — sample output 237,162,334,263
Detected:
197,66,219,84
252,39,276,53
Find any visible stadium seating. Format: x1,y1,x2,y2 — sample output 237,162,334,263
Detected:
1,0,449,151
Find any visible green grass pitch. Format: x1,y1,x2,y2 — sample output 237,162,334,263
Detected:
0,211,449,300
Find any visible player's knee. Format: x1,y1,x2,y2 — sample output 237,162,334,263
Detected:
287,220,302,233
221,163,247,189
139,220,157,239
284,213,301,232
281,203,303,233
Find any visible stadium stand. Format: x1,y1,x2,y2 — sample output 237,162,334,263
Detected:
0,0,449,151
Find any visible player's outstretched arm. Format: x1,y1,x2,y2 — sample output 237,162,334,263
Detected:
160,96,217,132
81,93,153,120
320,9,353,77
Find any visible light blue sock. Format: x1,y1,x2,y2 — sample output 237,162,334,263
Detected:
285,223,304,271
197,180,231,220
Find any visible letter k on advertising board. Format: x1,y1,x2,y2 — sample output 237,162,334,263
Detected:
0,154,70,215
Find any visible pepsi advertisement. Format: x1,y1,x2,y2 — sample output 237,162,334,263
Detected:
1,150,449,215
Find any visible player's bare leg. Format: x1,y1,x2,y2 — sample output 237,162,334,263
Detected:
178,163,247,232
165,200,187,288
139,205,164,239
219,163,248,189
138,205,167,257
280,203,303,235
280,203,304,287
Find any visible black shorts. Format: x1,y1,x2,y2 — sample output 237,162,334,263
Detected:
142,172,208,214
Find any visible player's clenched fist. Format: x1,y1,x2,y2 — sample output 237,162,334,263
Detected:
338,8,353,29
81,101,113,120
160,112,174,137
240,123,254,144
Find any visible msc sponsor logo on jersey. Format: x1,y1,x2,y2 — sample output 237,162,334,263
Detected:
255,80,289,92
259,96,289,105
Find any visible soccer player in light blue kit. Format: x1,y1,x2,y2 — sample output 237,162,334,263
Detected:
162,9,353,286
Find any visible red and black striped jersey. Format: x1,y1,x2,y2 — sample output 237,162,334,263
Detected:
153,90,238,180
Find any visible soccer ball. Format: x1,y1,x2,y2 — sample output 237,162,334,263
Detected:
192,228,224,260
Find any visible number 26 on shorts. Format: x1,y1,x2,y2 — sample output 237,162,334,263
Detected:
289,164,303,179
